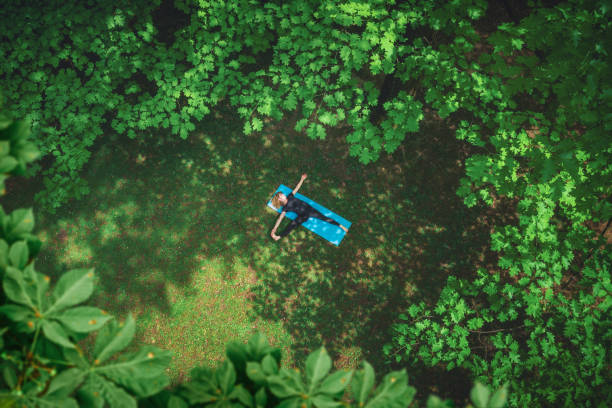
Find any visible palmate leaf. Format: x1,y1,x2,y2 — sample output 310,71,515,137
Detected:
3,266,35,307
47,268,95,314
0,304,33,322
95,346,171,397
79,373,136,408
246,361,267,386
316,369,353,396
0,239,8,270
55,306,112,333
93,314,136,364
268,368,304,399
215,360,237,395
5,208,34,238
42,320,75,349
351,361,375,403
305,347,332,391
0,156,17,173
46,368,87,399
8,240,28,269
363,369,414,408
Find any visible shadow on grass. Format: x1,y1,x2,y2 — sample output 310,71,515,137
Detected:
246,108,514,401
6,104,516,400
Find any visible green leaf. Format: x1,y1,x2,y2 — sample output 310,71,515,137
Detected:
247,332,270,358
351,361,375,403
1,363,18,389
46,368,86,398
305,347,332,391
215,360,237,395
268,373,302,399
252,117,263,132
255,387,267,407
0,239,8,269
42,320,75,348
488,384,508,408
48,268,95,314
89,373,137,408
55,306,112,333
229,385,254,407
16,142,40,163
295,118,308,132
6,208,34,237
0,156,17,173
168,395,189,408
94,314,136,364
261,354,279,375
426,395,449,408
8,240,28,269
311,394,342,408
96,346,171,397
63,347,90,370
470,381,490,408
0,141,9,157
226,341,248,375
0,113,12,130
0,304,33,322
3,266,34,307
246,362,267,385
317,369,353,395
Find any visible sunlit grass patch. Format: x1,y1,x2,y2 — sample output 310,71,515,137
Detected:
136,256,293,384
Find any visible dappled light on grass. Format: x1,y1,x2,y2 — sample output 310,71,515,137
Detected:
31,115,297,382
28,106,507,397
137,257,293,385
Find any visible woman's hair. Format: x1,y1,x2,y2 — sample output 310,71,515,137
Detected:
271,192,284,209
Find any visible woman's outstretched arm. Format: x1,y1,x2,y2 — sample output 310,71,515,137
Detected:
271,211,287,240
291,173,307,195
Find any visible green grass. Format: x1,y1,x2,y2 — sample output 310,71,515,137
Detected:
22,107,500,397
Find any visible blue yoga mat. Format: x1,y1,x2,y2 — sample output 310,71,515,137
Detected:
267,184,351,246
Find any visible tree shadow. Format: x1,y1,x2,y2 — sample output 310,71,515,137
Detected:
7,100,516,399
247,108,516,400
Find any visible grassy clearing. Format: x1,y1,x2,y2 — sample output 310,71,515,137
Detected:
17,107,501,397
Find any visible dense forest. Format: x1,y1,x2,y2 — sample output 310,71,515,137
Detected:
0,0,610,407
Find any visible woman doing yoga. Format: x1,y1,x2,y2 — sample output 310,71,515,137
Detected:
270,174,348,241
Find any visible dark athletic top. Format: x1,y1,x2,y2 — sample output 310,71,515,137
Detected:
282,192,311,216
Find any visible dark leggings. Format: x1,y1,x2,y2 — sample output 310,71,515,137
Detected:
279,208,341,238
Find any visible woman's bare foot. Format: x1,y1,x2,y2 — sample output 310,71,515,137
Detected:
340,225,348,233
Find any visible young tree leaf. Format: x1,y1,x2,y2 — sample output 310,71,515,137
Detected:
97,347,171,397
247,361,267,385
46,368,86,398
215,360,237,395
42,320,75,349
6,208,34,237
306,347,332,391
3,266,35,307
470,381,490,408
8,240,29,269
0,304,33,322
351,361,375,403
316,369,353,395
48,268,95,314
94,314,136,364
488,383,508,408
55,306,112,333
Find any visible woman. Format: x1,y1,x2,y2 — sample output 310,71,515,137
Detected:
270,173,348,241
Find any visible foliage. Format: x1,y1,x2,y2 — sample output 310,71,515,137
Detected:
386,1,612,406
2,0,611,406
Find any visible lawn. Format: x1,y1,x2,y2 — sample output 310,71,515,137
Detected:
14,106,501,397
